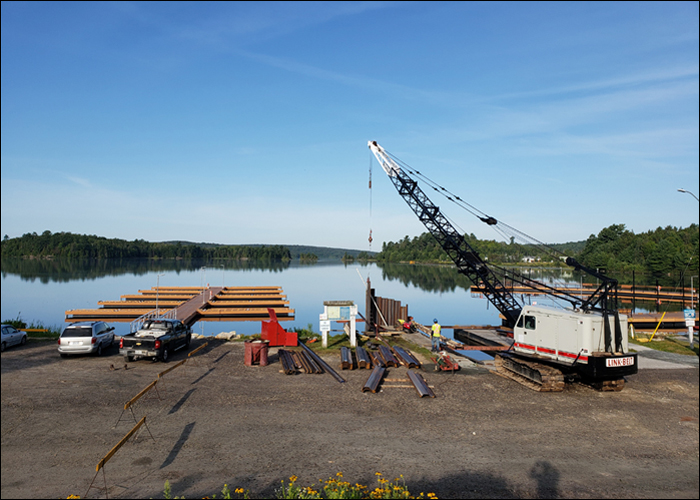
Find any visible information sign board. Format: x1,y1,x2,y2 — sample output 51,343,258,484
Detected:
684,309,696,327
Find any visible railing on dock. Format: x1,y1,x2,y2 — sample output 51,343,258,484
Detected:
129,308,177,333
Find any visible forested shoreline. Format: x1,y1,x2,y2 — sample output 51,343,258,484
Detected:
376,224,698,277
2,224,698,279
1,231,291,261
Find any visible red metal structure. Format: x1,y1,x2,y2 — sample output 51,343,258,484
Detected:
261,308,298,347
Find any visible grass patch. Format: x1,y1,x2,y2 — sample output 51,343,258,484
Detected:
2,315,61,339
629,337,698,356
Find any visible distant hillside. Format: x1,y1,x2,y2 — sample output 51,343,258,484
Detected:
285,245,374,260
161,242,375,260
1,232,376,262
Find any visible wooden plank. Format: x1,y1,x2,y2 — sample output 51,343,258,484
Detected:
211,300,289,306
98,301,183,308
198,307,295,316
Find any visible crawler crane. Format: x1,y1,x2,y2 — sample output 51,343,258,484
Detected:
369,141,637,391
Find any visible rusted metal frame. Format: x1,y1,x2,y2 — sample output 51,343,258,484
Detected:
407,370,435,398
355,346,373,369
362,365,386,393
298,340,346,383
378,345,400,367
340,347,354,370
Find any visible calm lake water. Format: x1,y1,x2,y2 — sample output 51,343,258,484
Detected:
1,259,656,338
2,259,505,339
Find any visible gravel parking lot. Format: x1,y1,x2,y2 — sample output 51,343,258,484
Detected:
1,338,698,499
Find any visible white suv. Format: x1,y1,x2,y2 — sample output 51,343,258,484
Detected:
58,321,115,357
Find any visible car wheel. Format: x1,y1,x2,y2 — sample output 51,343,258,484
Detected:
1,342,6,352
162,348,169,363
20,335,27,346
96,344,103,356
124,355,133,363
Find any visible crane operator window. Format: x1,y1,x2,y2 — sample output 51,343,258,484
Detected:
517,315,537,330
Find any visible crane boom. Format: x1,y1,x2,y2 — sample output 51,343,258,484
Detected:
369,140,521,326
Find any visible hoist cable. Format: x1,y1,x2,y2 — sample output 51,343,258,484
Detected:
382,149,566,260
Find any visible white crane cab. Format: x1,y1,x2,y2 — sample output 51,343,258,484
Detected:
513,305,637,380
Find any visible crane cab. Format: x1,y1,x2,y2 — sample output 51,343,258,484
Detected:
512,305,637,380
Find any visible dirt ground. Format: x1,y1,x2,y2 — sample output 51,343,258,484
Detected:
1,337,698,499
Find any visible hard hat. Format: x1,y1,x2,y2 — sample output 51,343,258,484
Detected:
433,318,438,323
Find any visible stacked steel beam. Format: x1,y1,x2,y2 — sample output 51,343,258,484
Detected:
378,345,400,367
293,350,324,374
279,349,297,375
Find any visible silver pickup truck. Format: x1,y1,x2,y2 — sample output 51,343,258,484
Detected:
119,319,191,362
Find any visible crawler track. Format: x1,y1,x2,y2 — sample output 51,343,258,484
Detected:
588,378,626,392
495,353,565,392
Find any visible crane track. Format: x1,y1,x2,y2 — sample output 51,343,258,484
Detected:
495,353,565,392
495,353,627,392
588,378,625,392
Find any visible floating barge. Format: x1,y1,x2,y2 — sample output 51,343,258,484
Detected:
65,286,294,326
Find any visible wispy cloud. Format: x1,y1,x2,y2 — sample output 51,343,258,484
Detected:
64,175,92,188
488,65,699,103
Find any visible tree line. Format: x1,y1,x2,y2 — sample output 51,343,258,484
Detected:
1,231,291,262
376,224,699,277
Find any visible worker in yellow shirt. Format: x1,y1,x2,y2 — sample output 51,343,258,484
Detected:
431,318,442,352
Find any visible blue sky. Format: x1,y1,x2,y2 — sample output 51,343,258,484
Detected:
2,1,698,250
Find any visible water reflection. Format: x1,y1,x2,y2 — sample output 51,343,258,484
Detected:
2,257,683,290
0,257,291,283
377,262,473,293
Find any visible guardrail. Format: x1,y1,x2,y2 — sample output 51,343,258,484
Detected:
129,308,177,333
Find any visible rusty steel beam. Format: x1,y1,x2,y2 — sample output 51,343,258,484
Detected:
301,350,324,374
393,346,421,368
407,370,435,398
369,351,385,368
379,345,400,367
340,347,354,370
298,340,345,383
291,351,308,371
279,349,298,375
355,346,373,369
362,366,386,393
